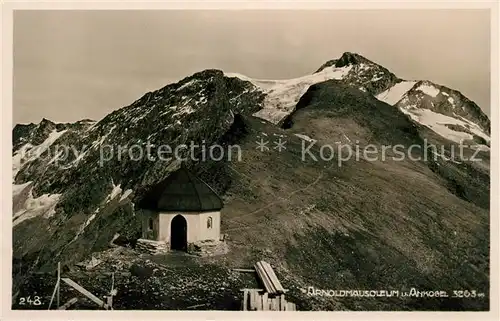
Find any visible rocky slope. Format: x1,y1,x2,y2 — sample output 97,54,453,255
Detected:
12,53,490,311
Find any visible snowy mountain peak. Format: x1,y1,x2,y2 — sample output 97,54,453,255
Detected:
315,52,380,72
400,80,490,133
390,80,491,145
223,52,489,145
411,80,441,97
334,52,372,67
227,64,353,124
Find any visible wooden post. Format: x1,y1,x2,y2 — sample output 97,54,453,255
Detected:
58,297,78,310
249,290,256,311
47,279,60,310
242,289,248,311
61,278,107,309
256,292,262,311
109,272,114,309
56,262,61,308
232,268,255,273
262,292,268,311
253,290,259,311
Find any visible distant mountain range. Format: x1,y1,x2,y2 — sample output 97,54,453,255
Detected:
12,52,490,311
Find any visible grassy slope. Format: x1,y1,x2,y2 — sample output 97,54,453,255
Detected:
203,81,489,310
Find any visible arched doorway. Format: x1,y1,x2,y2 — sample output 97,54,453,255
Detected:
170,215,187,251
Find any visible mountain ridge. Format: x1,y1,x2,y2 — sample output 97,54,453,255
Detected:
11,52,490,311
223,52,490,142
14,52,490,144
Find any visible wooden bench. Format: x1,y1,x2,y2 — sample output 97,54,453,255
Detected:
237,260,297,311
254,261,285,295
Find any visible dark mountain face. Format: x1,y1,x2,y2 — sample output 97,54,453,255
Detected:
397,80,491,135
283,80,490,210
315,52,401,96
315,52,374,70
12,69,265,285
13,119,97,153
13,69,264,191
13,118,61,152
315,54,490,140
284,80,422,147
13,123,37,152
12,53,490,311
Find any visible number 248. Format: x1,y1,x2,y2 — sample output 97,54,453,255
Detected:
19,296,42,306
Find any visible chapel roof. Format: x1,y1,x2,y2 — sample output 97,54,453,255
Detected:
138,167,223,212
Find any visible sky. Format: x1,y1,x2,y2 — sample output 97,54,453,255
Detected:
13,9,491,124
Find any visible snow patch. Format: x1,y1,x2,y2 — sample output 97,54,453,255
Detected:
108,183,122,202
376,81,417,105
13,181,33,197
358,63,370,71
294,133,315,142
473,144,490,151
47,149,66,165
400,107,489,145
454,115,491,143
224,72,288,90
72,208,100,241
13,191,61,227
177,79,198,91
252,65,353,124
12,129,67,180
196,96,208,105
172,105,195,118
416,83,440,97
120,189,133,202
253,109,289,125
91,125,116,149
72,149,89,166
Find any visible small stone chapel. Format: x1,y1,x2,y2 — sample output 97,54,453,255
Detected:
137,166,223,252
